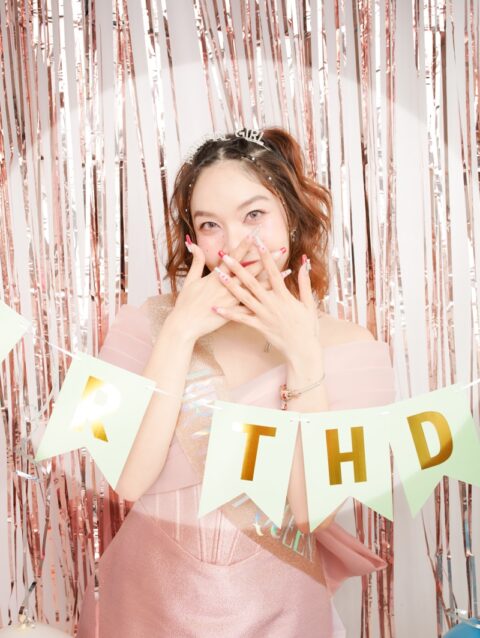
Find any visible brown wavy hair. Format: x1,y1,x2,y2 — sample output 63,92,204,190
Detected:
164,127,332,303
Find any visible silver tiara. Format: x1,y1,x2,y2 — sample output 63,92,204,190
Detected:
183,131,228,164
183,127,270,164
235,127,269,148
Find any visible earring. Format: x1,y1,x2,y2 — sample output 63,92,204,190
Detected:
290,228,297,241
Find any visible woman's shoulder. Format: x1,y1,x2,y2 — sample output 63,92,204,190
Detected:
317,310,376,347
138,293,176,342
139,292,175,313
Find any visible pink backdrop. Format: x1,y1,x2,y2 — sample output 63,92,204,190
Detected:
0,1,479,636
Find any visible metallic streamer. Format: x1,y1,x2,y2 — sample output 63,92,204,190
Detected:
1,1,479,636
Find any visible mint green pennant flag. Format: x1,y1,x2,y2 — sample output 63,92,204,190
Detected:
35,352,156,489
0,301,30,362
197,400,298,527
388,383,480,516
302,407,393,532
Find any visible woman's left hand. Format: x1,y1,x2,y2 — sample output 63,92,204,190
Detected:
212,235,320,362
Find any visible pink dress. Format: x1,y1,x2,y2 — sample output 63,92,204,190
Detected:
76,296,396,637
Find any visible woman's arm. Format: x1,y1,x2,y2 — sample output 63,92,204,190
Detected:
285,346,328,534
286,326,375,534
114,309,196,501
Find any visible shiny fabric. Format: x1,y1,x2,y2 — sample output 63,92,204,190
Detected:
76,298,396,637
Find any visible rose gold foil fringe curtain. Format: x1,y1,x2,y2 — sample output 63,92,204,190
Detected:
0,1,478,636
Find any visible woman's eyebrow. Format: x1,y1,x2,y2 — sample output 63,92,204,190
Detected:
193,195,270,220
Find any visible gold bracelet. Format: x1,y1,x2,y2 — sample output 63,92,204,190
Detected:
279,371,326,410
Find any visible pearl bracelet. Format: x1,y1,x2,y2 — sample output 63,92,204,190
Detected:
279,371,326,410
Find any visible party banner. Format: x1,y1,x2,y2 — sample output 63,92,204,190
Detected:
198,383,480,530
0,300,30,362
387,383,480,516
197,400,299,527
34,352,156,489
301,407,393,531
5,294,478,528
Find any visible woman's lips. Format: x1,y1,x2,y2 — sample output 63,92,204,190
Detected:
240,259,258,266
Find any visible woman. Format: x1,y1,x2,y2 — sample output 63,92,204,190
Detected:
76,127,395,637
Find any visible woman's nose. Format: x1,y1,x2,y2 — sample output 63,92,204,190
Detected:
223,226,263,253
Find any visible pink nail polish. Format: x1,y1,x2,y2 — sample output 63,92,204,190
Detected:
214,266,230,283
280,247,287,254
301,254,311,273
253,234,266,252
218,250,226,258
186,234,193,245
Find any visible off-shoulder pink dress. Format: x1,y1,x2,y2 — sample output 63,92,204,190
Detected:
76,296,396,638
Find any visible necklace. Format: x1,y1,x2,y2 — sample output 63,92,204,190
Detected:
214,325,272,354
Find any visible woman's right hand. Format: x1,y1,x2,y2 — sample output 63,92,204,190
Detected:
167,233,285,342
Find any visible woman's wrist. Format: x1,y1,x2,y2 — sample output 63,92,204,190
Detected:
284,344,328,413
162,310,198,349
285,342,324,378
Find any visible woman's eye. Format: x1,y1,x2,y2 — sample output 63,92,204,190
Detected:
199,221,217,230
199,210,265,230
246,210,265,221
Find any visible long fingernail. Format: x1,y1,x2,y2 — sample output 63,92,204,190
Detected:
185,241,192,254
214,266,230,283
271,247,287,258
218,249,233,264
253,234,267,252
281,269,292,278
301,254,311,272
249,226,262,238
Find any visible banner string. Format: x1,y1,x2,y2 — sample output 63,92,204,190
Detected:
5,319,477,416
36,330,480,415
27,326,224,409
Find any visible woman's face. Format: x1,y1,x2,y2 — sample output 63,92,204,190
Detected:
190,160,290,273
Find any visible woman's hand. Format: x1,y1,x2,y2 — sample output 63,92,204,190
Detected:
168,233,288,343
212,234,319,363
